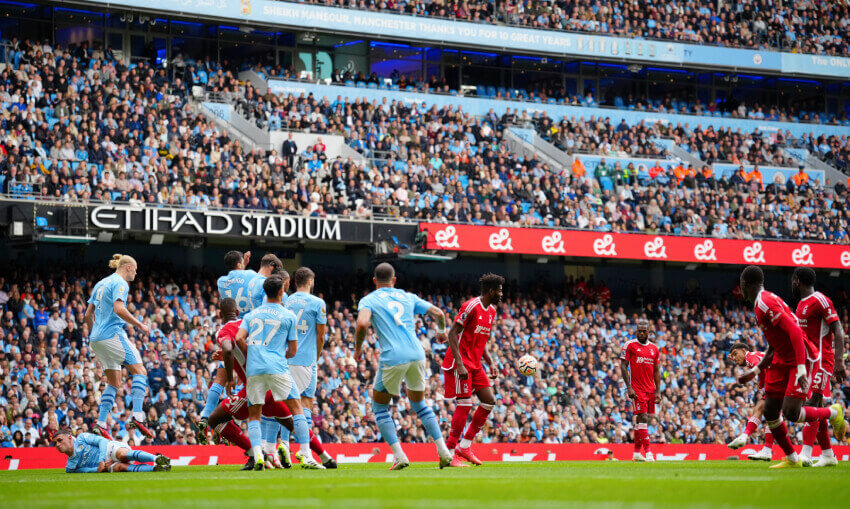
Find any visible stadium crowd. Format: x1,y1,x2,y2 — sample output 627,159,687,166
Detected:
293,0,850,56
1,41,849,245
1,263,847,449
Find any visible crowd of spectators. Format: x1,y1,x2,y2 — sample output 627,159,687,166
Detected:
294,0,850,56
2,262,848,449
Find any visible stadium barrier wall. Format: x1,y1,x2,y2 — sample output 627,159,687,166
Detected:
4,444,850,469
76,0,850,78
421,223,850,269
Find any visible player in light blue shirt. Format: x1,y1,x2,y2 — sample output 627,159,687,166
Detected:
246,256,288,311
354,263,454,469
234,276,325,471
53,429,171,473
84,254,153,441
216,250,262,317
284,267,335,468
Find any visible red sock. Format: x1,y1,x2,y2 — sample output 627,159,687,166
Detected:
217,421,251,451
643,434,652,454
800,406,831,422
764,428,774,448
447,400,472,450
634,427,646,454
816,419,832,451
767,420,795,456
802,421,818,448
462,404,493,442
309,430,326,456
744,418,759,436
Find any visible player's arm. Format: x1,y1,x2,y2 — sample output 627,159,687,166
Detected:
483,344,498,379
739,345,773,384
220,337,236,393
234,327,249,385
831,319,846,383
316,299,328,359
84,303,95,331
447,321,469,379
354,308,371,359
286,315,298,359
619,357,634,399
777,311,809,390
653,361,662,403
114,298,149,334
425,305,448,342
68,465,100,474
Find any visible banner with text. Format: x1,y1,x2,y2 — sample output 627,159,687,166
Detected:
421,223,850,269
4,443,850,469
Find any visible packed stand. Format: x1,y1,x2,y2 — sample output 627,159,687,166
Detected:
293,0,850,56
2,264,848,448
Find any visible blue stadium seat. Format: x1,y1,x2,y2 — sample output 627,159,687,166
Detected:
367,82,377,89
344,80,355,87
356,81,366,88
36,217,54,231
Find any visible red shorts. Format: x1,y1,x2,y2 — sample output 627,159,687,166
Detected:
221,390,292,420
443,366,491,399
632,392,655,415
811,369,831,399
764,362,813,400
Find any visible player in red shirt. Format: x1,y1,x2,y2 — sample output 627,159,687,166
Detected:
443,273,504,467
726,343,774,461
619,319,661,462
792,267,847,467
737,266,845,468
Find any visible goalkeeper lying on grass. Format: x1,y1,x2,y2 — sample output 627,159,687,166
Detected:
52,428,171,473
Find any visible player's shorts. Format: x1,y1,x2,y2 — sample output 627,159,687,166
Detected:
104,440,130,462
246,373,299,404
811,369,831,399
764,361,813,400
632,392,655,415
442,365,491,399
290,364,318,399
374,360,428,396
91,331,142,370
222,389,293,420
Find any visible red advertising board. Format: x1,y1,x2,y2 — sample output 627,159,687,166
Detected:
3,444,849,470
421,223,850,269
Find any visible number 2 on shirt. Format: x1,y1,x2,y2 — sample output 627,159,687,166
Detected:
388,300,405,326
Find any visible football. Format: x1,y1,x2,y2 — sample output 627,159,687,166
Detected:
517,355,538,376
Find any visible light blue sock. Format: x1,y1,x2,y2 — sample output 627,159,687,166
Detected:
372,401,399,446
247,419,262,450
261,416,279,446
126,450,156,463
293,413,310,450
200,383,224,419
411,400,442,442
98,385,117,426
131,374,147,418
279,422,290,444
128,464,153,472
303,407,312,424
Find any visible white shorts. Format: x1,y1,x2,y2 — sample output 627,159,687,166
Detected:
246,373,298,405
290,364,317,399
91,332,142,370
374,360,428,396
105,440,130,462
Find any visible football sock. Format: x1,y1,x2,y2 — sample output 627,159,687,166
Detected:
247,419,262,460
131,374,147,420
201,383,224,419
126,450,156,463
373,401,403,457
797,406,833,423
447,399,472,450
635,423,648,454
463,403,494,443
801,421,818,457
744,418,760,437
292,413,311,454
766,419,796,458
128,464,153,472
817,419,832,452
309,430,328,458
279,423,290,445
411,400,444,443
763,427,774,449
216,421,251,451
98,385,118,427
261,416,279,450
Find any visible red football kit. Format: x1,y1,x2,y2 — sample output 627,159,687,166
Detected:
216,319,291,419
796,291,840,398
620,339,660,414
755,290,818,400
745,351,766,389
443,297,497,399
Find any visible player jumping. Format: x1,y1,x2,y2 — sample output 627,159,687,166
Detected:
737,265,845,468
726,343,774,461
792,267,847,467
285,267,337,468
443,273,505,466
619,319,661,462
85,254,154,440
53,429,170,473
234,276,324,470
355,263,454,470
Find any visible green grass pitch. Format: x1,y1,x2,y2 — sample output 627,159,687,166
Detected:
1,462,847,508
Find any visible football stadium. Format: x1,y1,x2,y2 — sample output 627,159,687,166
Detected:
1,0,850,507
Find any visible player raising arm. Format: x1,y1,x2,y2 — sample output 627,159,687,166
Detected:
726,344,774,461
619,319,662,462
792,267,847,467
443,273,505,467
737,266,845,468
354,263,454,470
53,429,170,473
85,254,153,440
